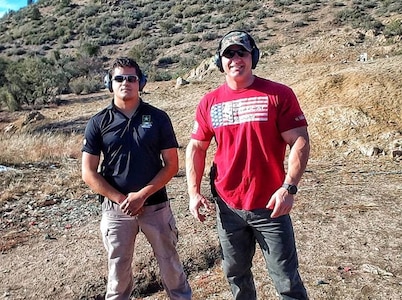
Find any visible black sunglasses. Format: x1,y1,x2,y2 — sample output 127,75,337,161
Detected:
222,49,248,59
113,75,139,83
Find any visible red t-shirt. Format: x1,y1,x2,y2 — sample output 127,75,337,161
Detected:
191,77,308,210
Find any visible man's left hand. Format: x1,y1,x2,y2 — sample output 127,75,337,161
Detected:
120,192,145,216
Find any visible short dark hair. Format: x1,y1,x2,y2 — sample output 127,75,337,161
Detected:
110,57,143,79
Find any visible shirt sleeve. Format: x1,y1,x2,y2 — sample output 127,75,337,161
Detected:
190,94,215,142
82,117,102,156
276,86,308,133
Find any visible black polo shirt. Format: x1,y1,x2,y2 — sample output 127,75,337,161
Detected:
82,100,179,205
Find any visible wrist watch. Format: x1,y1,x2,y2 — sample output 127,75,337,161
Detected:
282,183,298,195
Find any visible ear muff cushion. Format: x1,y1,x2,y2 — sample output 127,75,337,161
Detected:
139,74,147,91
251,47,260,69
214,53,223,73
104,73,113,92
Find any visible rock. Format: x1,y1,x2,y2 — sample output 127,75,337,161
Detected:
4,123,17,133
358,144,383,157
175,77,189,89
392,150,402,158
23,111,45,126
186,57,216,80
362,264,394,276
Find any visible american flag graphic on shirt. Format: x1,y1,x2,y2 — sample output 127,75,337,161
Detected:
211,96,269,128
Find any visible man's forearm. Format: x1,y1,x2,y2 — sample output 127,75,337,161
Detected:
185,145,206,196
140,163,178,200
83,171,126,204
285,136,310,185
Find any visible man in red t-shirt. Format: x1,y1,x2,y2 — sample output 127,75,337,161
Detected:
186,31,310,299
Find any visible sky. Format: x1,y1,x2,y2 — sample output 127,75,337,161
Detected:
0,0,35,18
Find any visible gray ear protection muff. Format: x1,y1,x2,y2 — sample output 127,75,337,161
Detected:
214,31,260,73
104,70,147,92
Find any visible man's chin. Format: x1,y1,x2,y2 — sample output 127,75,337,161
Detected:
228,71,246,80
120,93,136,100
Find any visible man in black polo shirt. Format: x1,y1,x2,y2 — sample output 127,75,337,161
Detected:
82,57,191,300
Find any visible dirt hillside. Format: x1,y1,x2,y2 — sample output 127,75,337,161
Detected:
0,27,401,299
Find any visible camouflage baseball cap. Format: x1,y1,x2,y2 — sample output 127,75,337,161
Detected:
219,31,253,55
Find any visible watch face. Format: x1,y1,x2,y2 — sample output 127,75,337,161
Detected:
288,185,297,194
282,184,298,194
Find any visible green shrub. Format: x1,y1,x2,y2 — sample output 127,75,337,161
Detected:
153,70,172,82
182,6,203,18
334,7,383,31
180,57,197,69
292,20,308,28
14,48,27,56
69,77,85,95
262,44,281,56
384,19,402,37
202,32,217,41
157,55,180,67
30,7,42,20
80,42,101,57
0,88,19,112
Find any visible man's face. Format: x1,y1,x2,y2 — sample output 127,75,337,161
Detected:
221,45,252,79
112,66,139,101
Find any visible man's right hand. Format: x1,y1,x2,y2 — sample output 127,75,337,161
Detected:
189,193,214,222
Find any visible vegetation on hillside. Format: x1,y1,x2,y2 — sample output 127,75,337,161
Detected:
0,0,401,111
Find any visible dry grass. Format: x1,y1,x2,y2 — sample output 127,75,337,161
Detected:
0,132,82,163
0,132,84,202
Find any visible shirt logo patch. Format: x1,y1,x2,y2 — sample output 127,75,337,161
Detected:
192,121,199,134
141,115,152,128
211,96,269,128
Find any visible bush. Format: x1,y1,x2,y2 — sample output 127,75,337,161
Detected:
202,32,218,41
334,7,383,31
292,20,308,28
384,19,402,37
0,88,19,112
182,6,203,18
180,57,197,69
30,7,42,20
80,42,101,57
157,55,179,67
153,70,172,81
128,42,157,66
262,44,281,56
70,77,102,95
3,57,56,107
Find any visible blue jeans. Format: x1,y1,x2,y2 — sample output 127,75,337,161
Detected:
216,198,308,300
100,200,192,300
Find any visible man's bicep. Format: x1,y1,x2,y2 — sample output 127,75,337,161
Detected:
160,148,179,168
82,152,101,173
281,126,309,146
187,139,211,153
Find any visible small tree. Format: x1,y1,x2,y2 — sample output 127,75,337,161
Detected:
4,57,70,108
80,41,101,57
0,87,20,112
31,7,41,20
59,0,71,9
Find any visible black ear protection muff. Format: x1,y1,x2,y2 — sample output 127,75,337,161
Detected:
104,69,147,92
214,30,260,73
